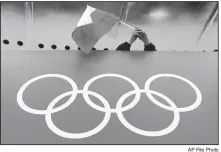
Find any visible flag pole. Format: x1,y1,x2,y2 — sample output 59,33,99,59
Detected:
119,21,135,30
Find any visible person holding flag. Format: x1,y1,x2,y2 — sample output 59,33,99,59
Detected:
116,27,156,51
72,5,156,53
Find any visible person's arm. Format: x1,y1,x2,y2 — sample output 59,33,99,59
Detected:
116,28,139,51
116,42,131,51
137,29,157,51
144,43,156,51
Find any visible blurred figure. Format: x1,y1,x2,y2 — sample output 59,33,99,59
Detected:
116,27,156,51
104,48,109,50
92,47,96,50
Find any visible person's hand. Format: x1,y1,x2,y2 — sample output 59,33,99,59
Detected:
127,28,140,45
136,28,150,45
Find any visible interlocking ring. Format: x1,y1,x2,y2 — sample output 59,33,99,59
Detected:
145,74,202,112
83,74,141,113
17,74,78,115
17,73,202,139
45,90,111,139
116,89,180,137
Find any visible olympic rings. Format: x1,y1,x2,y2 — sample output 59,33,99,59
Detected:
17,73,202,139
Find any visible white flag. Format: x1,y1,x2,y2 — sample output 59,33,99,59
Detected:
72,5,119,53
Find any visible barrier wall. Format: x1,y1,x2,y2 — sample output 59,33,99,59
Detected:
1,50,218,144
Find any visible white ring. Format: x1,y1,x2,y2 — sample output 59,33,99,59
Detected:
145,74,202,112
45,90,111,139
83,74,141,113
116,89,180,137
17,74,78,115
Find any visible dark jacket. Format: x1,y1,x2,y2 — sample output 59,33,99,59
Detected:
116,42,156,51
